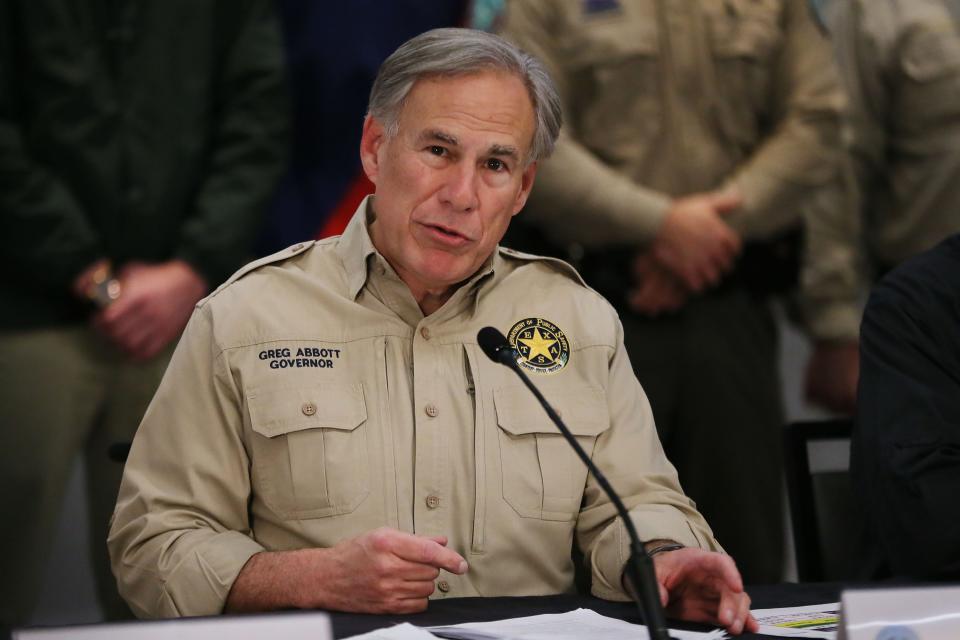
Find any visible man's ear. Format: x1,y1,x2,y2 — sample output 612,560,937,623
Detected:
512,161,538,216
360,115,386,185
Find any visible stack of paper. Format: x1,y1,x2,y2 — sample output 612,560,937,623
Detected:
750,603,840,640
344,608,726,639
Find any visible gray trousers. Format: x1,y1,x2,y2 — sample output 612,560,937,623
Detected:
620,285,785,584
0,326,172,625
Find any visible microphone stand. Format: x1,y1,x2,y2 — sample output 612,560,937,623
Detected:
479,330,672,640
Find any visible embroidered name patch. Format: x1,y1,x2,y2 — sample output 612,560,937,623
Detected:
259,346,342,370
507,317,570,375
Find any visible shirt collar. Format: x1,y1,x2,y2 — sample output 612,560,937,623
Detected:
335,194,502,308
336,196,379,300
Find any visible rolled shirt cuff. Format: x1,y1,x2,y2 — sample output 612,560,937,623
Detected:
589,506,718,601
157,531,265,617
804,300,862,343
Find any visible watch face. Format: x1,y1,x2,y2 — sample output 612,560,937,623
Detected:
89,278,122,308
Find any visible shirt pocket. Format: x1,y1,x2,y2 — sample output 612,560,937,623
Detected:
566,22,661,165
247,382,370,520
493,385,610,521
896,26,960,134
704,0,783,147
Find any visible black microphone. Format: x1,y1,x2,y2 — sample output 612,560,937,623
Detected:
477,326,673,640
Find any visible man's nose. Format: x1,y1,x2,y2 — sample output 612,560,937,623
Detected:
439,163,480,212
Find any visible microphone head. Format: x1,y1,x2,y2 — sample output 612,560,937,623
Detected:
477,326,516,366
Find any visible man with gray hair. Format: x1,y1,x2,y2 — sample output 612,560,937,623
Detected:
109,28,755,634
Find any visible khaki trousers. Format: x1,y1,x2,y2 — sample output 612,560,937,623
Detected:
0,326,172,625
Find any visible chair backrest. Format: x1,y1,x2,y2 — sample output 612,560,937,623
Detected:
783,418,864,582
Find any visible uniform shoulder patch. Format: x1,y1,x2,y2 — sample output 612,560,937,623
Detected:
197,241,316,307
507,317,571,375
498,246,588,288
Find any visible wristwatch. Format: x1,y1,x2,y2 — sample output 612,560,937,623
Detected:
85,263,122,309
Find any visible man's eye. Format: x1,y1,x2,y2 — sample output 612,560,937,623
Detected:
429,145,446,156
486,158,505,172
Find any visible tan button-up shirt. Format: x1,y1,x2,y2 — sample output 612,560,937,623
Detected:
108,199,718,618
802,0,960,341
497,0,844,248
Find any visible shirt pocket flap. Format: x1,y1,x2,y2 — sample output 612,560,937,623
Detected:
247,383,366,438
494,385,609,437
901,29,960,82
567,24,658,71
710,17,779,58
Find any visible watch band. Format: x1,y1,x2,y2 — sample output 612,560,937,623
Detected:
647,543,685,557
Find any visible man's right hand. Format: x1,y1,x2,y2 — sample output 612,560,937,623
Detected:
805,340,859,415
225,528,468,615
652,189,743,292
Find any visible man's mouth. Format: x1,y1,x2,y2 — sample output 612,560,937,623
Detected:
421,222,472,246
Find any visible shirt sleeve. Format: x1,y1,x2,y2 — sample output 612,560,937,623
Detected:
498,0,671,248
174,0,290,288
800,157,865,342
108,302,265,618
799,0,890,343
576,315,721,601
723,0,846,241
0,1,102,288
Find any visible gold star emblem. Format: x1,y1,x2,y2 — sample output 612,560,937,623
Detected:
518,328,557,363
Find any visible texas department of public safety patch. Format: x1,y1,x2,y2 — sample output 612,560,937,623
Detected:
507,317,570,375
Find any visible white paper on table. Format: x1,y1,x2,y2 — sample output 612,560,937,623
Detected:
427,608,726,640
751,602,841,639
342,622,440,639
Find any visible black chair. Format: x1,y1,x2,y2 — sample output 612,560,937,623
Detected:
784,418,865,582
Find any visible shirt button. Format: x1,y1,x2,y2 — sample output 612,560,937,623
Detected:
301,402,317,416
426,495,441,509
420,327,431,340
437,580,450,593
425,404,439,418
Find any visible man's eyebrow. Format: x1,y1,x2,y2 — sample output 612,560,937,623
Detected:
416,130,521,161
488,144,520,161
418,129,459,147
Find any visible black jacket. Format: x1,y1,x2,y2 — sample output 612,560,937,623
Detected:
0,0,289,328
854,233,960,580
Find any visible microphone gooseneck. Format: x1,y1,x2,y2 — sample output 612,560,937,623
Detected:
476,326,673,640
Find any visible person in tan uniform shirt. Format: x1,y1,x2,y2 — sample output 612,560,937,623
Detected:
494,0,845,582
108,28,758,634
802,0,960,414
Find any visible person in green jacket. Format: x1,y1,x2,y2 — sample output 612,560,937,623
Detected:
0,0,288,626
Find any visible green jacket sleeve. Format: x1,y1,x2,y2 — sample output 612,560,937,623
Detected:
0,1,103,289
175,0,290,289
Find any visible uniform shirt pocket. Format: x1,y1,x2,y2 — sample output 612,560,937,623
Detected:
247,382,369,520
897,25,960,133
494,385,610,521
705,0,783,146
566,21,661,164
